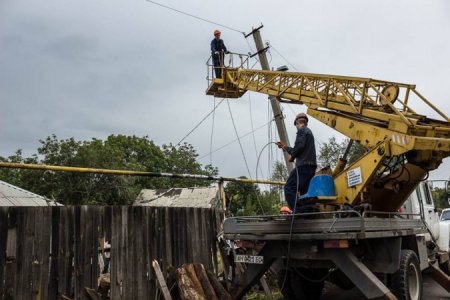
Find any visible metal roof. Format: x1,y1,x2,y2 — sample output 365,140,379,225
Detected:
0,180,60,206
134,187,219,208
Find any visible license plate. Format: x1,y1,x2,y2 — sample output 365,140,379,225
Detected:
235,255,264,264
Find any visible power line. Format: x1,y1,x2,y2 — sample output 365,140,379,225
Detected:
176,98,224,146
198,121,272,160
248,93,265,179
269,43,299,71
209,97,216,165
227,100,252,178
145,0,245,34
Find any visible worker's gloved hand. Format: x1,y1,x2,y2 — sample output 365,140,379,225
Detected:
288,155,295,162
214,51,219,55
226,51,230,54
276,141,285,149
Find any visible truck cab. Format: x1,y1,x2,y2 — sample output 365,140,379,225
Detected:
402,182,440,241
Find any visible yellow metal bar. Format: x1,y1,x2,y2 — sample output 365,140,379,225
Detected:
332,79,358,113
0,162,286,185
412,89,450,122
303,76,325,105
369,82,414,126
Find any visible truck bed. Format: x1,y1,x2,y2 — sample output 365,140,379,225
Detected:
223,211,427,241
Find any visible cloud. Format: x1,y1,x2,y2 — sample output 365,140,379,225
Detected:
0,0,449,182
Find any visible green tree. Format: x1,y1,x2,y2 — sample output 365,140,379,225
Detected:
224,176,281,217
318,137,365,169
162,143,218,188
268,161,288,210
0,135,218,205
432,187,450,211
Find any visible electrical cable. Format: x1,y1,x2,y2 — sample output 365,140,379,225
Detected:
249,93,265,179
255,142,277,187
176,98,224,146
209,97,216,165
269,43,299,71
280,163,300,292
227,100,252,178
144,0,245,34
198,121,272,160
253,142,278,215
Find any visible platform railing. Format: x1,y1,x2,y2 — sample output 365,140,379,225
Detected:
206,52,250,88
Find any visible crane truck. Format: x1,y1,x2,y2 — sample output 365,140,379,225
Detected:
206,51,450,300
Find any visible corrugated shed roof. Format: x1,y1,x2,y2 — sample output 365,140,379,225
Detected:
134,187,218,208
0,180,60,206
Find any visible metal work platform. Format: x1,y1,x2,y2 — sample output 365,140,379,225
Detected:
223,211,427,241
206,78,246,98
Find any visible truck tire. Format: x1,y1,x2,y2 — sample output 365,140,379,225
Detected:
390,250,422,300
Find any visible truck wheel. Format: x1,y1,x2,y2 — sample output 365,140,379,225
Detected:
390,250,422,300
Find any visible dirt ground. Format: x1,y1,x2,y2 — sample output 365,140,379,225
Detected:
321,273,450,300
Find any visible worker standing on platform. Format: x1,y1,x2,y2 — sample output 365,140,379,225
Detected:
211,29,229,79
277,113,317,212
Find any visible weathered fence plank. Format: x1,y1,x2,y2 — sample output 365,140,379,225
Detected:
0,206,224,299
4,208,18,299
48,206,60,299
0,207,9,299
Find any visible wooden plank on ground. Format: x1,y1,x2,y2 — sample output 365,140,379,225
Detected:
152,260,172,300
193,263,218,300
185,263,206,299
176,264,205,300
206,269,231,300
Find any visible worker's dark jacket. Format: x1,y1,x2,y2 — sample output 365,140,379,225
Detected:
210,38,227,62
284,126,317,167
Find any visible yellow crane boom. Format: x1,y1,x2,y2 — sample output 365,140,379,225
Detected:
206,64,450,211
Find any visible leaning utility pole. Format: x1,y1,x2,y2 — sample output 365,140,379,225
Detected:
246,25,294,173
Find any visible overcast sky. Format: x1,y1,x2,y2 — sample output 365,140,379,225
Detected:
1,0,449,184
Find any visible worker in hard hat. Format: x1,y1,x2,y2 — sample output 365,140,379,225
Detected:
276,113,317,212
210,29,229,79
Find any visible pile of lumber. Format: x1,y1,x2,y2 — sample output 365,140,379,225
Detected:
175,263,231,300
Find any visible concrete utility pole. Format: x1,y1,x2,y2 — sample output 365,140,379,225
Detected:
247,25,294,173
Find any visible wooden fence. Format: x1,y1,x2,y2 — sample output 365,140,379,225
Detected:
0,206,224,299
